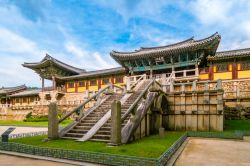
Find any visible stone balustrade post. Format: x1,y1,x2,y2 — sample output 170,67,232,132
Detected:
216,79,222,90
170,81,174,92
195,64,199,76
162,74,167,92
183,70,186,77
126,76,131,91
204,81,209,91
192,80,197,91
48,102,59,139
110,100,121,145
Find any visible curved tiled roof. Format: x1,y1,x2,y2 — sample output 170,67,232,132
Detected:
208,48,250,61
0,85,27,95
111,33,221,63
60,67,126,80
23,54,86,74
9,89,41,97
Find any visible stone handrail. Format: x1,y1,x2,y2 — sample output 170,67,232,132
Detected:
121,79,155,122
58,84,122,124
130,74,146,90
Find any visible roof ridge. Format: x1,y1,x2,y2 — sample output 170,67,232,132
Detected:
43,54,86,72
139,37,194,50
194,32,220,43
216,47,250,54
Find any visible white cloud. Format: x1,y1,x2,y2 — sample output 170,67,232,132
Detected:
64,41,116,70
0,27,41,55
189,0,233,26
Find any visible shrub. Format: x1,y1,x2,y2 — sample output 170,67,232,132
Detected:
24,112,48,122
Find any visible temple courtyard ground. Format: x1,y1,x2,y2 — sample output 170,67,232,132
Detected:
0,126,47,135
0,154,73,166
175,137,250,166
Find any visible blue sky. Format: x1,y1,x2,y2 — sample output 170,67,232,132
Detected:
0,0,250,87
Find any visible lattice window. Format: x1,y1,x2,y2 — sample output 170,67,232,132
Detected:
200,67,209,73
23,98,27,103
189,52,196,61
217,64,228,72
68,82,74,88
79,81,85,87
180,54,187,62
102,78,110,85
90,80,97,86
115,77,123,83
241,62,250,70
173,55,179,63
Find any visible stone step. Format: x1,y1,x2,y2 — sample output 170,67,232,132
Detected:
61,136,79,140
70,129,89,133
91,134,110,140
95,130,111,135
89,138,109,143
81,119,99,123
74,126,92,130
78,122,96,126
64,133,84,137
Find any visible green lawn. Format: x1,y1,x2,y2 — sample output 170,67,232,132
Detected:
11,131,184,158
0,119,73,127
224,120,250,131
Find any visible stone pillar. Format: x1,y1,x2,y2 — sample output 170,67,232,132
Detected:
216,79,224,131
110,100,121,145
162,74,167,92
126,76,131,91
192,81,198,131
48,102,59,139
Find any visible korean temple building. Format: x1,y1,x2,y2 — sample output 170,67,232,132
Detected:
1,32,250,125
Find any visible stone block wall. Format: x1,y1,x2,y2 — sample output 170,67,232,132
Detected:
163,81,224,131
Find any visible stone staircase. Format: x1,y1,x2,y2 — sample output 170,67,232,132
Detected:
90,80,151,142
62,94,122,139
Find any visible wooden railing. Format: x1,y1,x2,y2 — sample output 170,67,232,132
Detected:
174,68,197,78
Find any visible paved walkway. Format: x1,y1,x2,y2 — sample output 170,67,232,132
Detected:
0,154,74,166
0,126,47,135
175,138,250,166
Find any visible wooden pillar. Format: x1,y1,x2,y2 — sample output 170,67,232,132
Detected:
52,76,56,90
42,78,45,92
150,65,153,79
232,63,237,79
75,81,78,93
208,64,214,80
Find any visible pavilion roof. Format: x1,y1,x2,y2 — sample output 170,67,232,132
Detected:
110,32,221,66
208,48,250,61
9,89,40,97
0,85,27,95
59,67,126,80
23,54,86,75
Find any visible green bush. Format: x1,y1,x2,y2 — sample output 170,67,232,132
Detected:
24,112,48,122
